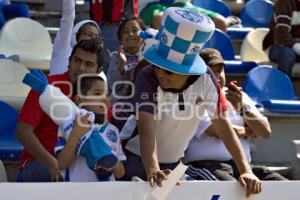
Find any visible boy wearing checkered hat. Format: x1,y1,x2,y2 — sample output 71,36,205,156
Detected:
116,7,262,197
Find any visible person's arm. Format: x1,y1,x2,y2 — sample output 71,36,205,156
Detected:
138,111,170,186
16,122,61,181
206,124,254,139
226,82,271,139
49,0,75,74
212,113,261,198
57,113,91,170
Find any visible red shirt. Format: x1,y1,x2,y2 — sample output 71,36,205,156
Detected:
18,72,71,167
91,0,138,23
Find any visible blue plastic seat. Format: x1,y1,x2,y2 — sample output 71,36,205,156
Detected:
192,0,232,17
204,29,257,73
243,65,300,114
0,101,23,161
241,0,274,28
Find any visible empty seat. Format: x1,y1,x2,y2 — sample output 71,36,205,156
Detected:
192,0,232,17
241,0,274,28
0,101,23,161
240,28,270,62
0,17,52,71
243,65,300,114
0,59,30,111
204,29,257,73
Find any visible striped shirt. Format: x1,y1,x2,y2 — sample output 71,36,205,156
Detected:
263,0,300,49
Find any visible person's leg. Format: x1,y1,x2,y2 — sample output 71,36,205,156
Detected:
269,45,296,77
2,3,29,20
186,160,235,181
100,23,121,75
18,160,52,182
120,149,147,181
251,165,288,180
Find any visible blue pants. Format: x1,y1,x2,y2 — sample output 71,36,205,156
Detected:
100,22,120,75
0,3,29,29
269,44,300,77
16,160,51,182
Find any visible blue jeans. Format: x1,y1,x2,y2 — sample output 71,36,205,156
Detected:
269,44,297,77
0,3,29,29
16,160,51,182
100,22,120,75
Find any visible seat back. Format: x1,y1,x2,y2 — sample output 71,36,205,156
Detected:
241,0,274,28
0,17,52,57
0,101,23,161
240,28,270,62
192,0,232,17
204,29,235,60
243,65,295,102
0,59,30,110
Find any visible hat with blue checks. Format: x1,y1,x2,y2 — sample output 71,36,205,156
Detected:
144,7,215,75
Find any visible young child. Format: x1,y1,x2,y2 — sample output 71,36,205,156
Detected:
107,17,146,104
22,69,125,182
55,75,126,181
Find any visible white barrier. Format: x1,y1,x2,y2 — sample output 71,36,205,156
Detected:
0,181,299,200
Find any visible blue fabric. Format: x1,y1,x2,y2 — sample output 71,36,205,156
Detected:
0,101,23,162
79,130,118,170
164,15,179,35
268,45,296,77
158,42,171,58
17,160,51,182
192,29,213,43
100,22,121,75
182,53,196,65
172,37,190,53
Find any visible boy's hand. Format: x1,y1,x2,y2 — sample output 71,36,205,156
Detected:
71,113,91,139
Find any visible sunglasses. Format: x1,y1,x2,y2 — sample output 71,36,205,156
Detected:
153,65,174,75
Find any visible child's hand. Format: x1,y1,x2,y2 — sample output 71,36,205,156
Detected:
71,113,91,140
118,46,127,74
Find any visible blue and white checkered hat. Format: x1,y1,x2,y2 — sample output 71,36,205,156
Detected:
144,7,215,75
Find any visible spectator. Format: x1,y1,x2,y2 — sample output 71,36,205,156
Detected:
0,0,29,29
90,0,138,74
107,17,145,104
183,48,287,181
16,39,103,182
49,0,102,76
55,76,126,182
116,7,261,197
263,0,300,77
